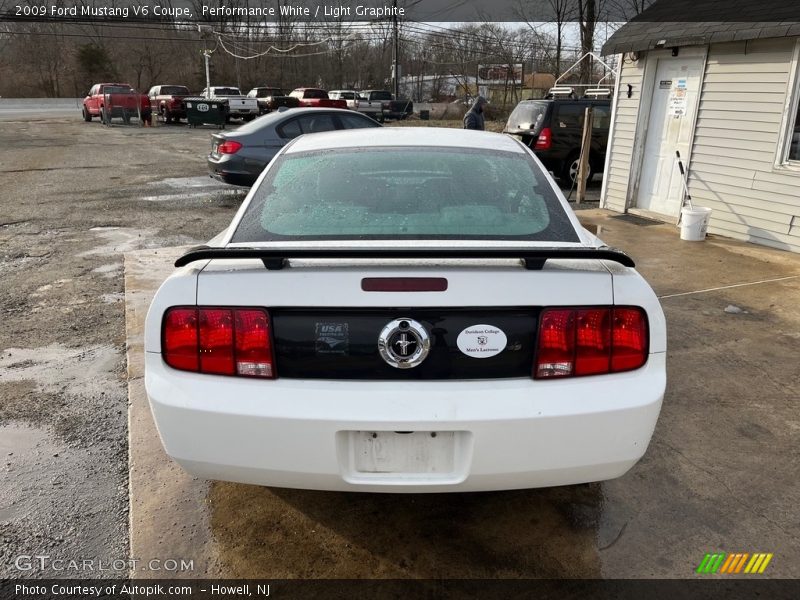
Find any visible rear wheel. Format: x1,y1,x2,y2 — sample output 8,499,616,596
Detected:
560,151,593,186
82,107,92,122
163,108,173,124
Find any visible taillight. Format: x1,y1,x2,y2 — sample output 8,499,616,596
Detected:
217,140,242,154
163,308,198,372
534,307,648,379
163,307,275,378
534,127,552,150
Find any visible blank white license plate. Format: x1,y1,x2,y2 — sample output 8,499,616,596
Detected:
352,431,456,474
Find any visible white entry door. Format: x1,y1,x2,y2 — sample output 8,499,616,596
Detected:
636,57,703,217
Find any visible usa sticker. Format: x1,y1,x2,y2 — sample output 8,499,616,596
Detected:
456,325,507,358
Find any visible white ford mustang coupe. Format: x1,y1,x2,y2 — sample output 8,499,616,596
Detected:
145,127,666,493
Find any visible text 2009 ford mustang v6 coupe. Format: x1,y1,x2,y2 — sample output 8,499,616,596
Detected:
145,128,666,493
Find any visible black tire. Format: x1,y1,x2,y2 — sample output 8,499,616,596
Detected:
560,151,593,186
163,108,173,124
82,107,92,122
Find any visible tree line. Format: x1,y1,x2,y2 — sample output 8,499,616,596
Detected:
0,0,654,99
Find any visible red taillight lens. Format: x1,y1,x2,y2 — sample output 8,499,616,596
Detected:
234,309,274,377
162,307,275,378
217,140,242,154
199,308,235,375
574,308,612,376
163,308,199,372
535,307,648,379
536,309,575,378
611,308,649,372
535,127,552,150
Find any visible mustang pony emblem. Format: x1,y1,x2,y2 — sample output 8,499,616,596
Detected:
378,318,431,369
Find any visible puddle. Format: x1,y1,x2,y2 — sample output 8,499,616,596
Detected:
92,262,123,278
0,423,53,522
140,189,246,203
100,292,124,304
150,176,228,189
207,482,604,578
0,344,119,397
79,227,153,257
140,192,213,202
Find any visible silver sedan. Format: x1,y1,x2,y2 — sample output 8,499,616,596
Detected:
207,107,381,186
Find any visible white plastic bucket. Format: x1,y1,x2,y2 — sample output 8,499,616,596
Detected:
680,206,712,241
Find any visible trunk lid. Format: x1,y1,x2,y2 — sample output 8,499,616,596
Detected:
195,260,613,380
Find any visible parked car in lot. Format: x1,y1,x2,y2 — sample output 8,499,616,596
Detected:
201,86,260,122
360,89,413,120
246,87,300,114
288,88,348,109
328,90,360,109
147,127,666,493
147,85,190,123
504,95,611,185
207,107,381,186
82,83,150,123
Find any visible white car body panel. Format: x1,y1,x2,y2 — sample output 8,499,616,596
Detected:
146,352,664,492
144,128,667,492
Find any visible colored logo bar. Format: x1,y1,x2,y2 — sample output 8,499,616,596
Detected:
696,552,773,574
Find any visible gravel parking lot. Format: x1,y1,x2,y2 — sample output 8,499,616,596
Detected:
0,109,245,577
1,106,798,580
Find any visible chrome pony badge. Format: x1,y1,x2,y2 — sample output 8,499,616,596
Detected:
378,318,431,369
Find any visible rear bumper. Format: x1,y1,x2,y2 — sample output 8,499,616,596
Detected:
207,155,259,187
145,352,666,493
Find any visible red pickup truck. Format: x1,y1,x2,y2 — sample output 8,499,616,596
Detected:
147,84,190,123
82,83,150,124
288,88,347,109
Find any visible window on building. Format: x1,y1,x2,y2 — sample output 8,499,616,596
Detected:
783,47,800,164
788,101,800,162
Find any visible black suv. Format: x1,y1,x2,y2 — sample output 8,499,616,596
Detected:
504,97,611,185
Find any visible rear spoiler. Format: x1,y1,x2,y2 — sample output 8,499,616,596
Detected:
174,246,635,271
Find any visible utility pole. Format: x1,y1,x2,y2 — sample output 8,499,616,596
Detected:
198,25,212,98
392,0,399,98
203,51,211,98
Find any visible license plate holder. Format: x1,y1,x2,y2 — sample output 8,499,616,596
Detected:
351,431,456,474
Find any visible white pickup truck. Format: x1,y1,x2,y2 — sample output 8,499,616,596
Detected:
328,90,359,109
201,86,259,122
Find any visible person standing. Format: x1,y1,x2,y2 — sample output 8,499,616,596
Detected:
463,96,487,130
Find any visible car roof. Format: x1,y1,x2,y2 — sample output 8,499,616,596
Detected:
285,127,525,154
225,107,374,136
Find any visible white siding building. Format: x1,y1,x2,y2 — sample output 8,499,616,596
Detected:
601,10,800,253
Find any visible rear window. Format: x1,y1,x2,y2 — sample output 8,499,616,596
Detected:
104,86,134,94
160,86,189,95
506,101,548,133
214,87,241,96
303,89,328,99
231,147,577,243
369,91,392,101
